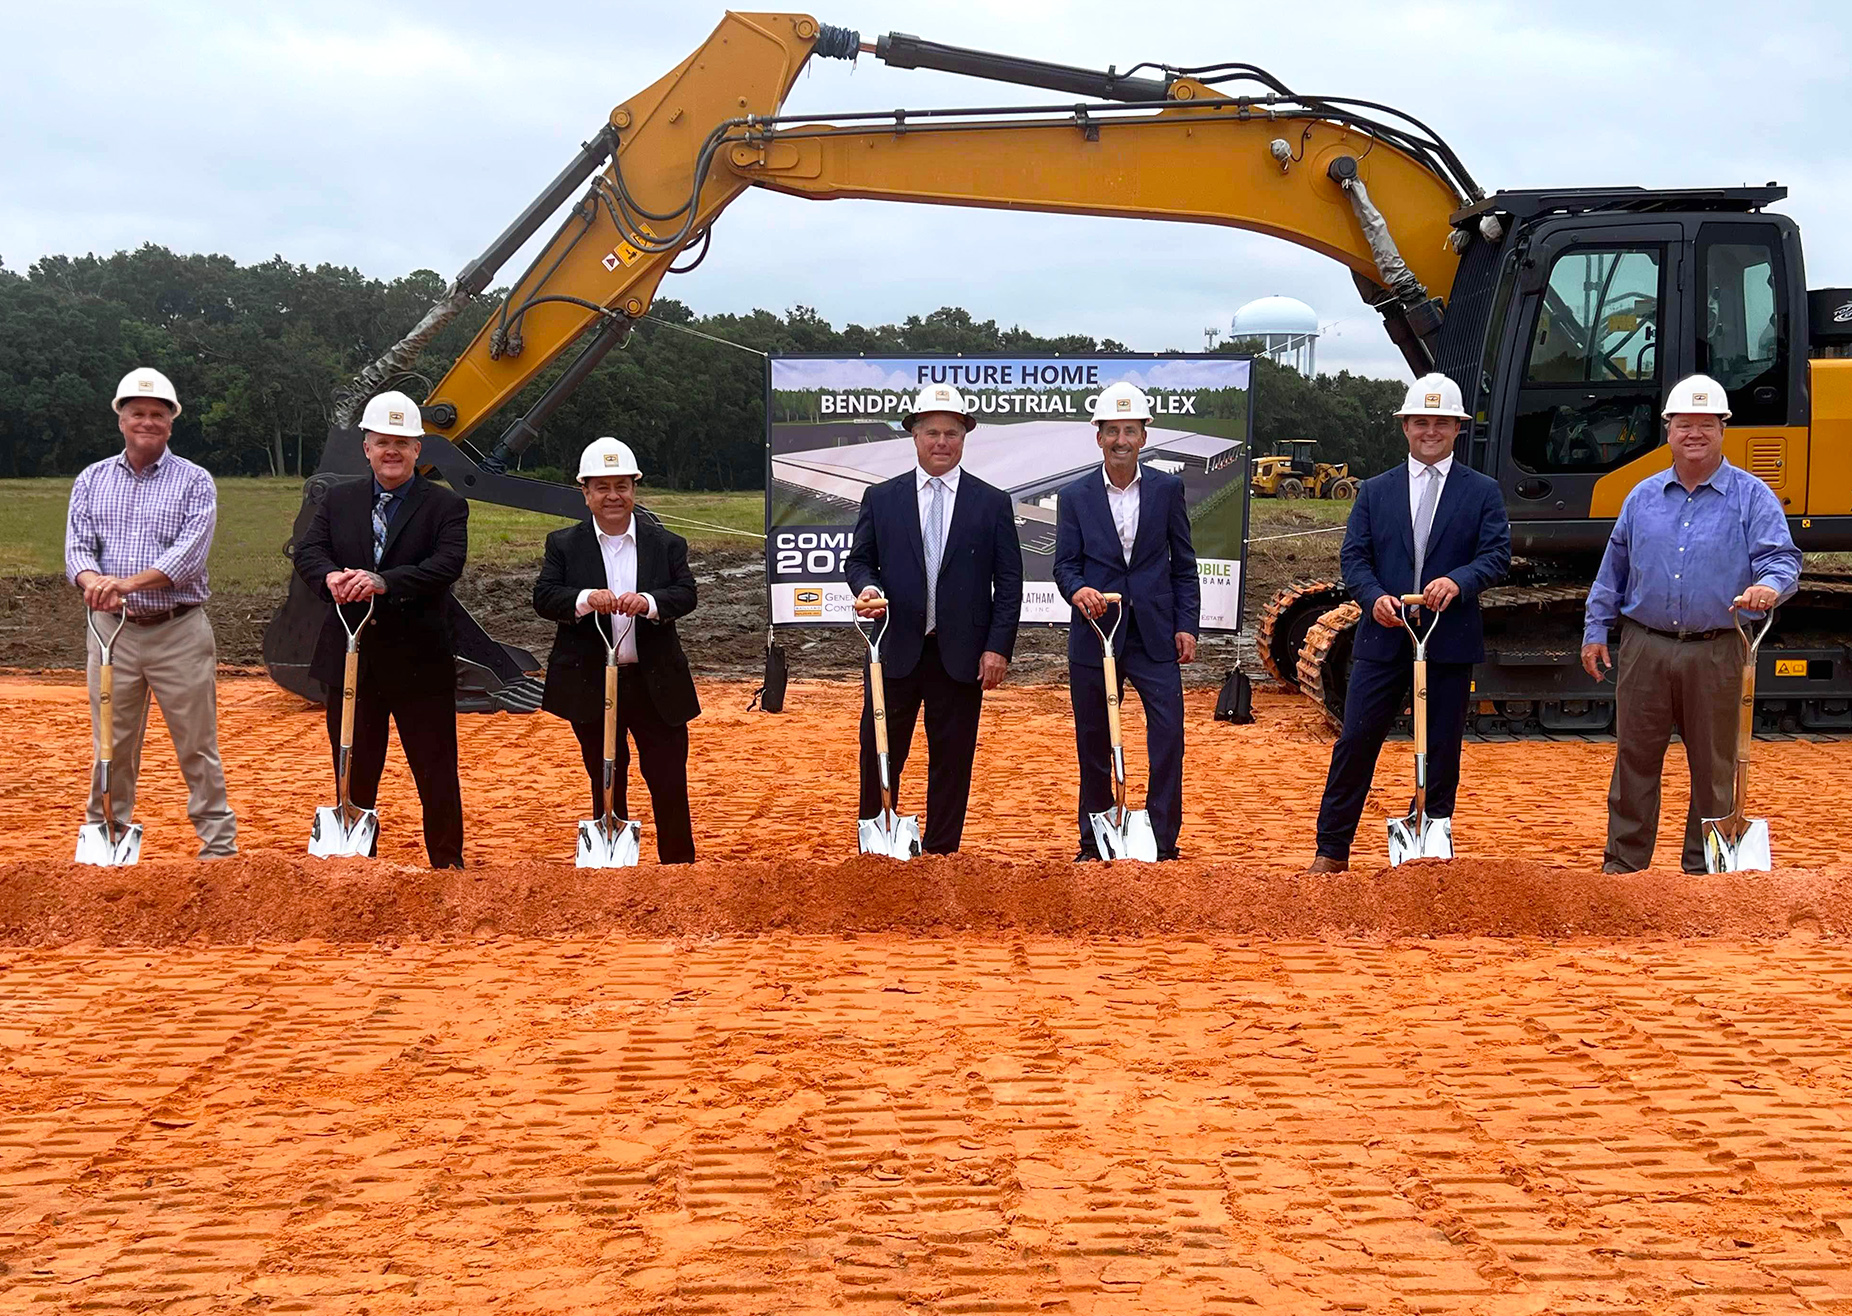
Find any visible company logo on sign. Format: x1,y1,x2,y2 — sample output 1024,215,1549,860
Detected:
1424,392,1442,408
1835,301,1852,324
792,587,823,619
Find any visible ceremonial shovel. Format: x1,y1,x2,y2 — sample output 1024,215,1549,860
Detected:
1704,606,1777,874
308,598,379,858
577,611,642,868
75,608,143,867
854,599,922,860
1083,593,1158,862
1386,594,1454,865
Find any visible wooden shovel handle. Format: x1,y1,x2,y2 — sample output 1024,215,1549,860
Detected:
1399,593,1425,605
339,651,359,750
869,659,891,757
97,663,114,764
1100,592,1122,602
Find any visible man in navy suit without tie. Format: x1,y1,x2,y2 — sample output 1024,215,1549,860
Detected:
846,382,1024,854
1053,381,1200,861
1307,373,1510,872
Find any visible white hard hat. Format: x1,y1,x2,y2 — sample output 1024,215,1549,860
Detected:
113,367,181,416
901,383,977,432
359,390,426,438
1091,381,1153,423
576,436,642,482
1662,373,1732,420
1394,373,1470,419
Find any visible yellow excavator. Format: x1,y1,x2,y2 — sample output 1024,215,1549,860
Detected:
263,12,1852,735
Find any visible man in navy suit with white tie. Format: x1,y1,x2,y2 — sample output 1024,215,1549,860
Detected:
1307,374,1510,872
1053,382,1199,861
846,382,1024,854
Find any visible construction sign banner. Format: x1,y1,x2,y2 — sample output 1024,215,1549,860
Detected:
765,354,1252,629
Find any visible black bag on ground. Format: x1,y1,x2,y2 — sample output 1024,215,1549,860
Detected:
1213,670,1253,724
750,631,787,713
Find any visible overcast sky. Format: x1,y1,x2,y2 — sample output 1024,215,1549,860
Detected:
7,1,1849,379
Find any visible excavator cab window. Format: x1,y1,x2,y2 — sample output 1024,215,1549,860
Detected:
1697,224,1788,426
1512,246,1666,474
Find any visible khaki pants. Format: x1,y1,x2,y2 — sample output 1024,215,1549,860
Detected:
1604,621,1739,873
86,607,237,857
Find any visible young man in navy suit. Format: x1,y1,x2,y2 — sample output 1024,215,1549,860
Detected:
1307,374,1511,872
1053,382,1199,861
846,382,1023,854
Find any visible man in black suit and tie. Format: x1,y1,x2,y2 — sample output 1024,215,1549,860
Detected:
846,382,1023,854
533,438,700,863
1308,374,1511,872
1053,381,1200,861
294,390,469,868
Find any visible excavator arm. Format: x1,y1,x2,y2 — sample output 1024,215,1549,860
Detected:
399,11,1476,457
270,10,1483,712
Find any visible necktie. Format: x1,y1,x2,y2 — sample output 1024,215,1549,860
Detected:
1412,465,1442,589
372,490,393,565
923,477,946,634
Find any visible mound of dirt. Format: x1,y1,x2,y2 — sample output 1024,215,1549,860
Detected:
3,851,1848,945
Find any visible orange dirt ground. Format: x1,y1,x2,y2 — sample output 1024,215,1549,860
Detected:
5,675,1852,1312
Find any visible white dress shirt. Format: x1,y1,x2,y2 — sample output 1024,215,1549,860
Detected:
574,519,658,664
915,464,961,562
915,464,961,634
1407,452,1453,529
1103,464,1141,562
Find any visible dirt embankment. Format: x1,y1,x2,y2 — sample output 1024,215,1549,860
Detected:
2,850,1849,946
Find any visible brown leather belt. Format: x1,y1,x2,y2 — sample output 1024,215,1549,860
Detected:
1636,621,1728,643
126,603,200,627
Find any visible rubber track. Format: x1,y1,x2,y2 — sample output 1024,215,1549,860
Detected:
1254,579,1347,690
1290,574,1852,733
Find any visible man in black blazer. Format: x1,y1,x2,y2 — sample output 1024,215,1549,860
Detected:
846,382,1023,854
1053,382,1200,861
293,391,469,868
1308,374,1511,872
533,438,700,863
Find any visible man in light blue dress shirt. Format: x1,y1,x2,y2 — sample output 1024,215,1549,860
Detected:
1581,374,1801,873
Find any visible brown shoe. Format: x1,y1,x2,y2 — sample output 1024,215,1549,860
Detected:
1306,855,1348,874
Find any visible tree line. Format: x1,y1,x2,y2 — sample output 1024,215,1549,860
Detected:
0,243,1409,485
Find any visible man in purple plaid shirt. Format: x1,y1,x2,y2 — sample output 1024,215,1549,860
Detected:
64,367,238,857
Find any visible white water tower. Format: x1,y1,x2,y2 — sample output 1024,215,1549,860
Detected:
1231,296,1320,375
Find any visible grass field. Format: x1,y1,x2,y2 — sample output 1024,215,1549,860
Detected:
0,477,767,588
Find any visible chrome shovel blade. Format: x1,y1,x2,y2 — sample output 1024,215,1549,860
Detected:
858,811,921,860
1386,813,1453,866
1703,817,1772,874
308,806,378,859
74,821,143,867
577,816,642,868
1089,808,1158,862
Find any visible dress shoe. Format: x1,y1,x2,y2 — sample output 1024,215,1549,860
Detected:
1601,860,1634,874
1306,855,1348,874
1074,847,1101,863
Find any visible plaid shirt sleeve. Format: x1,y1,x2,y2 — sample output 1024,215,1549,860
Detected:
64,465,102,583
150,466,217,588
